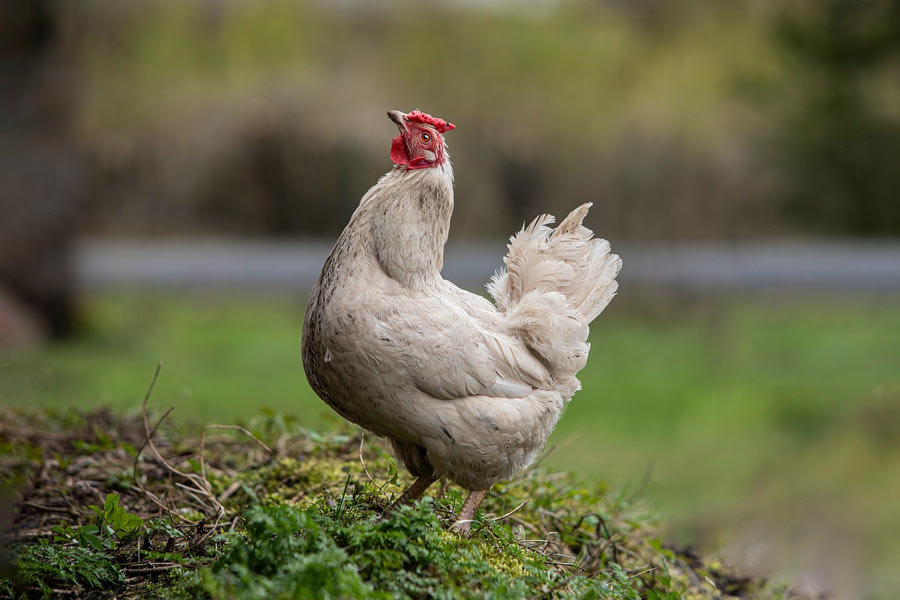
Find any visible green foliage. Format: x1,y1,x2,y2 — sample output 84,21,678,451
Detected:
11,540,123,599
51,493,145,551
178,504,382,600
4,493,180,598
52,522,110,552
172,438,693,599
175,500,682,600
90,493,145,544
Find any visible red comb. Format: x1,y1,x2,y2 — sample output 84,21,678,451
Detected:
406,110,455,133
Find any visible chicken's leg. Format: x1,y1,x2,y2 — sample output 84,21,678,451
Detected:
451,489,489,535
382,473,439,517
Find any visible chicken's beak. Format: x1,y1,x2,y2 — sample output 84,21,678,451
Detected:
387,110,409,133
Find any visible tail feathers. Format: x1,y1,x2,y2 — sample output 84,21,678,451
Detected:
487,203,622,323
487,203,621,395
503,290,589,397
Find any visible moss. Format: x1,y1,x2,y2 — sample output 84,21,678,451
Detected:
0,409,802,600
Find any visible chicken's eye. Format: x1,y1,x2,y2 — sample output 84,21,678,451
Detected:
420,132,431,143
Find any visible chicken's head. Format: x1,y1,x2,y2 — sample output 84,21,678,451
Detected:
387,109,455,170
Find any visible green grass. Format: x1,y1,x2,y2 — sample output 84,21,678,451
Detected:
1,292,898,597
0,410,783,599
0,293,310,423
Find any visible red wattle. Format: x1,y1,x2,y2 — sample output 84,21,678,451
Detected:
390,135,409,166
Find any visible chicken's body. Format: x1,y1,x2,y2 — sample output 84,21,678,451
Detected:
302,110,621,528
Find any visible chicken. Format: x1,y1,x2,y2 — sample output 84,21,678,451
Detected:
301,109,621,532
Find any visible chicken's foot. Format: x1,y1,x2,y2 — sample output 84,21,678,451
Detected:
381,473,439,518
450,489,488,535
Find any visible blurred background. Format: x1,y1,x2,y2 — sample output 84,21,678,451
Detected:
1,0,898,598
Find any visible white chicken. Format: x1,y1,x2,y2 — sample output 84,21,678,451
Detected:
302,109,621,532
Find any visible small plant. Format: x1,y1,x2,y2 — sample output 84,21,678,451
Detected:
12,540,123,599
51,493,144,551
89,493,145,545
5,494,150,598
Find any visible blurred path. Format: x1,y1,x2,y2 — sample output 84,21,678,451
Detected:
75,240,900,294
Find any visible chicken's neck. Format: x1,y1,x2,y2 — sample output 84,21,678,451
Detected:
358,162,454,289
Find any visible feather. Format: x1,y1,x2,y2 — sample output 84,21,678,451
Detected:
487,203,621,385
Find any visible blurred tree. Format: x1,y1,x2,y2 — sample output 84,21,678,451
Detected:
0,0,87,343
774,0,900,234
65,0,791,242
5,0,895,248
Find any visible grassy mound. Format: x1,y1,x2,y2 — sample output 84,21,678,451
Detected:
0,405,803,599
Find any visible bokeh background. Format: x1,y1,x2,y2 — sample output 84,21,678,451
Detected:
1,1,898,598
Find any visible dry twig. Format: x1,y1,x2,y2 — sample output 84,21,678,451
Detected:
133,363,221,526
490,500,529,523
358,433,377,486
